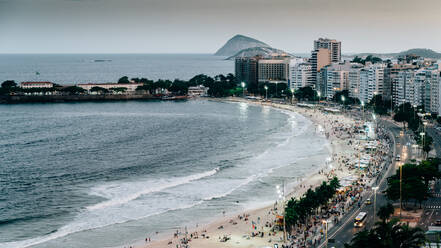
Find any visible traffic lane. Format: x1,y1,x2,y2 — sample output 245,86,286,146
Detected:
329,120,399,247
331,191,390,247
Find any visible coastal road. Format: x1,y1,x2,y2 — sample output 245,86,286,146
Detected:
320,118,409,248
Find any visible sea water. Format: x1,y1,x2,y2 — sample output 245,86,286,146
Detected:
0,100,330,248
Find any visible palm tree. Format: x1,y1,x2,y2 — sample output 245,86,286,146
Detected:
346,205,426,248
377,203,394,223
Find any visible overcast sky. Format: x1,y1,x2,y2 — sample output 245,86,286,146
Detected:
1,0,440,54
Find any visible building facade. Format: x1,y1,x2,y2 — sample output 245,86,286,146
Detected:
314,38,341,63
257,57,290,85
20,81,54,88
235,56,259,91
290,62,313,91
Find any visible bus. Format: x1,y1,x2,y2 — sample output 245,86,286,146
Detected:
354,212,367,227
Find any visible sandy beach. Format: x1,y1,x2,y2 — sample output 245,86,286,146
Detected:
129,98,373,248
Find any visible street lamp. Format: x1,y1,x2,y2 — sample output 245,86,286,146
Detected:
290,88,294,104
373,186,379,224
399,162,403,218
361,101,365,122
241,82,245,97
341,95,345,112
264,85,268,100
322,220,329,248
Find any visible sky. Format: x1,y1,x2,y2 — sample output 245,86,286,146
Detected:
1,0,441,54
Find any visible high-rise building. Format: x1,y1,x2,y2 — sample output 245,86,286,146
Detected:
311,48,331,88
348,64,363,100
359,64,385,103
235,56,259,92
257,56,290,85
311,38,341,88
393,70,415,106
290,62,313,90
314,38,341,63
319,62,352,99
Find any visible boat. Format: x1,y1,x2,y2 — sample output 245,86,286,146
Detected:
161,95,188,101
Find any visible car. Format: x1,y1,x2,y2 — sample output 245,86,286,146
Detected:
395,155,401,161
365,198,372,205
435,220,441,226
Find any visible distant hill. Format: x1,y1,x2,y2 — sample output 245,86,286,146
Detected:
347,48,441,59
215,34,271,56
226,46,289,60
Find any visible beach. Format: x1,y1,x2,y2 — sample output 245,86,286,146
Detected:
129,98,374,248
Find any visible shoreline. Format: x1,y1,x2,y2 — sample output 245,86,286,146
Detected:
127,97,364,248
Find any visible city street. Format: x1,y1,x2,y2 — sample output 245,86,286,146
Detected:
319,118,411,248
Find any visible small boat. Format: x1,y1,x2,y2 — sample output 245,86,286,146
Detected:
92,59,112,62
161,95,188,100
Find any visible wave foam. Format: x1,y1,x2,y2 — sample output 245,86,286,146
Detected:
87,167,219,211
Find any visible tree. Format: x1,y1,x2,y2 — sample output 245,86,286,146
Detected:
393,103,418,130
345,210,426,248
293,86,317,101
369,95,389,115
333,90,359,105
351,55,383,65
110,87,127,93
284,177,339,231
90,86,109,93
1,80,17,89
386,161,441,208
117,76,130,84
377,203,394,223
60,86,86,94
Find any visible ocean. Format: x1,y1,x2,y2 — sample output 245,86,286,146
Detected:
0,54,233,84
0,54,330,248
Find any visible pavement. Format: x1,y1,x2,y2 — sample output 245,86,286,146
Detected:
319,117,412,248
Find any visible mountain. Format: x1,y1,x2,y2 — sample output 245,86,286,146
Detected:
214,34,271,56
397,48,441,59
347,48,441,59
226,46,289,60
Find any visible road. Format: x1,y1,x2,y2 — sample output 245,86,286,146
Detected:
321,118,413,248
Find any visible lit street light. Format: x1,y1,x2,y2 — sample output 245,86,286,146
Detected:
241,82,245,97
322,220,329,248
341,95,345,112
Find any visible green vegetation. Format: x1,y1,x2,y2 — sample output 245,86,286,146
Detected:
333,90,359,105
90,86,109,93
351,55,383,65
1,73,240,97
257,82,289,98
284,177,340,232
117,76,130,84
393,102,433,156
109,87,127,93
345,204,426,248
293,86,317,101
368,95,390,115
385,159,441,208
60,86,86,94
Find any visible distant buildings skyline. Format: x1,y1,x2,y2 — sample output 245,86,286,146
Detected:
236,36,441,114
